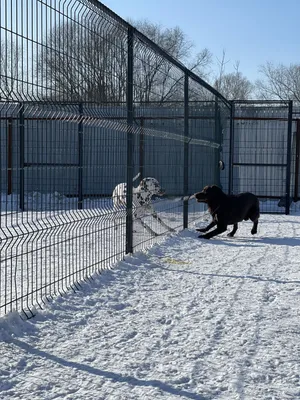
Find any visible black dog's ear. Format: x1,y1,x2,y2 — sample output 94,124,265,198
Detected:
210,185,222,192
209,185,225,196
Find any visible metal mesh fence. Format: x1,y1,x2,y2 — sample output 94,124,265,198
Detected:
0,0,231,317
291,107,300,202
229,101,293,214
1,1,296,318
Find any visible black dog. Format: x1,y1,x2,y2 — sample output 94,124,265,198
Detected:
194,185,260,239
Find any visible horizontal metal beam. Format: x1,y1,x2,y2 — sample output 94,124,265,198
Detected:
233,163,287,167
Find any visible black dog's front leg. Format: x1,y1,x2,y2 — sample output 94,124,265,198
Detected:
198,224,227,239
196,220,217,233
228,223,238,237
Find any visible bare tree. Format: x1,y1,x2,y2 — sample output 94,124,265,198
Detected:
256,62,300,102
38,17,214,103
213,54,253,100
216,71,254,100
37,20,128,102
131,19,212,103
0,40,21,100
130,20,212,76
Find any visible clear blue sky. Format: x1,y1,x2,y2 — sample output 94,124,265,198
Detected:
102,0,300,82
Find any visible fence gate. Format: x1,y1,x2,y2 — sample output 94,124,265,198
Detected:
230,101,293,214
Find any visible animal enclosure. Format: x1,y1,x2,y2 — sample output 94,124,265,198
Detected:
0,0,298,318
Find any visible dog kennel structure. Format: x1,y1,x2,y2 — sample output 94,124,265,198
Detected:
0,0,297,317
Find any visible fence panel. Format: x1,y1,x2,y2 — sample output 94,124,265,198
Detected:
291,111,300,202
0,0,230,317
230,101,293,214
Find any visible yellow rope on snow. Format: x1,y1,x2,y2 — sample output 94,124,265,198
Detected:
163,258,191,265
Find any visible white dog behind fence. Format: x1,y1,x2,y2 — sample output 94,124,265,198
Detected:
112,173,175,236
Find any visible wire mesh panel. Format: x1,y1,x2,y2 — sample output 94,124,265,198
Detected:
0,0,131,317
0,0,231,317
231,101,293,214
291,112,300,202
187,82,231,227
127,33,186,250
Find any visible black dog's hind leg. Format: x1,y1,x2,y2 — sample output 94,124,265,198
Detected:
196,220,217,233
249,205,260,235
251,220,258,235
227,223,238,237
198,224,227,239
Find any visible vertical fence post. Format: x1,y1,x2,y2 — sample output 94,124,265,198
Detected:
19,103,25,211
126,26,134,254
7,117,13,195
0,113,1,213
139,117,144,180
214,97,221,186
183,71,189,229
294,119,300,201
285,100,293,215
228,101,234,195
78,103,83,210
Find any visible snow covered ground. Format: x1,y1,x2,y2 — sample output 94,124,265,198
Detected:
1,211,300,399
1,192,200,317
